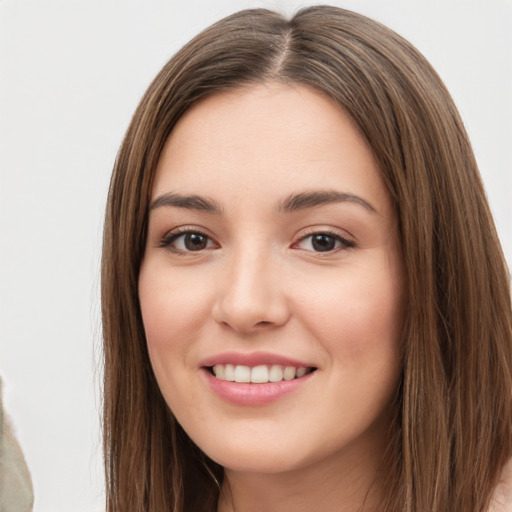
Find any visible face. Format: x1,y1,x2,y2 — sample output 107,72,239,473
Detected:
139,83,404,478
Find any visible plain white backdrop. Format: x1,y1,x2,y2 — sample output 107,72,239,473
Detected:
0,1,510,511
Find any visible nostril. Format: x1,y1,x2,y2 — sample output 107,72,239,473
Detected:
256,321,272,327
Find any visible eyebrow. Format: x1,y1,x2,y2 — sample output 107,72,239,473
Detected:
276,190,378,214
150,192,223,214
149,189,377,216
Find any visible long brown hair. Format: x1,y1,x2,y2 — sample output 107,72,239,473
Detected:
101,6,512,511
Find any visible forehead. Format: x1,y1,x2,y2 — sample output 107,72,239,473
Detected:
151,83,391,215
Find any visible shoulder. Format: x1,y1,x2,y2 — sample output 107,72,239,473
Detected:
0,378,34,512
490,459,512,512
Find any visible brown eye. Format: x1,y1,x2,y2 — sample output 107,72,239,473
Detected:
183,233,208,251
160,231,217,253
295,232,355,253
311,234,337,252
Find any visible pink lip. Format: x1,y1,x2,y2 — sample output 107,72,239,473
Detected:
199,352,317,406
202,369,316,406
199,351,315,368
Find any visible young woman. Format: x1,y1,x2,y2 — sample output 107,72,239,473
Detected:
101,6,512,511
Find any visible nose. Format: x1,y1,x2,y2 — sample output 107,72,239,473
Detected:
212,248,291,333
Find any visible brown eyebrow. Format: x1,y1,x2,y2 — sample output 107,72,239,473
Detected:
276,190,378,214
150,192,223,214
150,190,377,216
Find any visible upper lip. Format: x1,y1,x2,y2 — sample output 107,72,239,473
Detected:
199,351,316,369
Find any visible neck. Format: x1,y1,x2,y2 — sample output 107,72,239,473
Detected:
217,447,385,512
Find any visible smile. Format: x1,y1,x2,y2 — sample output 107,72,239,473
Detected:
210,364,315,383
200,352,318,405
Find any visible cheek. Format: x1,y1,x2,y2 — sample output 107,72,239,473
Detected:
293,260,404,364
138,262,212,414
138,262,210,351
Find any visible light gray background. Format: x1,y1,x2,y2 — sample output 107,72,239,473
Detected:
1,1,510,511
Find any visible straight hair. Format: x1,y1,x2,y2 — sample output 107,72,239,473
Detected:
101,6,512,511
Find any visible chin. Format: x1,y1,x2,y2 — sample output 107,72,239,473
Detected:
207,445,313,475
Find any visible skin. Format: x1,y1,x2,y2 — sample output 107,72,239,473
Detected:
138,83,405,512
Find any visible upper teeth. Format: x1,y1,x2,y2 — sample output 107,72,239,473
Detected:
212,364,309,383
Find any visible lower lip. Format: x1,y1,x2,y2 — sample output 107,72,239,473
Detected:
202,368,315,406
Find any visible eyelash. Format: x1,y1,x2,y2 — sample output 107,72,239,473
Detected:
293,229,356,253
158,228,356,255
158,228,218,255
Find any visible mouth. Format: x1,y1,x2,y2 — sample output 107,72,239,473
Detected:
201,354,318,405
206,364,317,383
